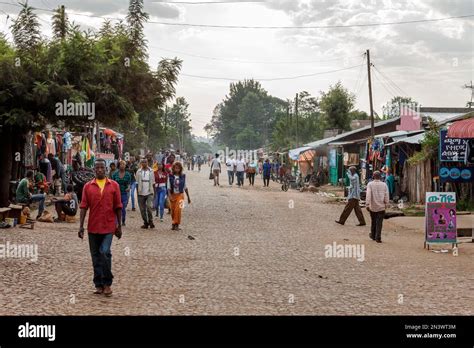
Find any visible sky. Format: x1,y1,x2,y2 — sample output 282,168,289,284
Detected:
1,0,473,136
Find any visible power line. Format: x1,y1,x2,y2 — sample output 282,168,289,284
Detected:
153,0,266,3
180,64,363,81
352,53,366,94
150,45,364,64
372,64,410,97
372,68,398,99
1,2,472,30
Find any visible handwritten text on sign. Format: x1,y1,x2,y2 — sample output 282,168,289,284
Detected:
440,129,468,162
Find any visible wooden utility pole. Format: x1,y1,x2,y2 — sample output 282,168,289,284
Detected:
295,93,299,148
463,81,473,108
366,49,375,139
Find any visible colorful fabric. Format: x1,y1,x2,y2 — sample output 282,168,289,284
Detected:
111,171,132,194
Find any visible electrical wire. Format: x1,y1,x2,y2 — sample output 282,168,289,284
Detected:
153,0,266,3
150,45,364,65
372,68,398,99
372,64,409,97
180,64,364,81
1,2,472,30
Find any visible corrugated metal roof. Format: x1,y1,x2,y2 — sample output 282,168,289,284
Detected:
304,117,400,149
385,132,426,146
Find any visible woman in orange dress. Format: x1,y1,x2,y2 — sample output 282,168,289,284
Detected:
168,162,191,231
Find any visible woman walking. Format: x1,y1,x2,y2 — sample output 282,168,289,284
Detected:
168,162,191,230
247,160,258,186
154,163,168,222
112,160,132,226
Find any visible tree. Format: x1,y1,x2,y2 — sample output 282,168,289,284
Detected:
206,79,286,149
52,5,69,41
11,3,41,52
319,81,354,131
126,0,149,59
349,109,369,120
0,1,182,205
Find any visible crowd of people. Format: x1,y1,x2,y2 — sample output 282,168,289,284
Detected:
209,153,288,188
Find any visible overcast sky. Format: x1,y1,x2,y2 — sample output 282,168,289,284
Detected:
1,0,473,136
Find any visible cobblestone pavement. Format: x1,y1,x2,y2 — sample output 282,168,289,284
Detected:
1,169,473,315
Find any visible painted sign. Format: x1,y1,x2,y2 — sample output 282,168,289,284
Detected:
425,192,457,244
439,166,474,183
439,129,468,162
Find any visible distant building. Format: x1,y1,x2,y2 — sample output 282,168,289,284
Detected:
350,119,372,130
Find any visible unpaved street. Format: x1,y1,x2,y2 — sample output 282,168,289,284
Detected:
1,169,473,315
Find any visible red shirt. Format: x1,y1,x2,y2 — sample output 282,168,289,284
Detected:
80,178,122,234
154,170,168,185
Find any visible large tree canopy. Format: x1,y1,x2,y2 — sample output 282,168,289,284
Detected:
0,1,182,205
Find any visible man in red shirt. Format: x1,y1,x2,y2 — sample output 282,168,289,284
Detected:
79,158,122,296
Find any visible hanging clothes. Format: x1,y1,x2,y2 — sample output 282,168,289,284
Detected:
46,133,56,156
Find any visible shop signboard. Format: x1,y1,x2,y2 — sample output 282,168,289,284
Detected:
439,166,474,183
439,129,468,162
425,192,457,244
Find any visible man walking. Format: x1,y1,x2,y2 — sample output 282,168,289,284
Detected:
137,158,155,229
210,153,221,186
225,155,236,186
79,159,122,296
235,156,246,187
335,166,366,226
366,171,389,243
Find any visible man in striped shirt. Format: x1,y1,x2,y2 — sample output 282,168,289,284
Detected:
366,171,389,243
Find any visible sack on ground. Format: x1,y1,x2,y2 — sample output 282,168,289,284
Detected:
38,210,54,223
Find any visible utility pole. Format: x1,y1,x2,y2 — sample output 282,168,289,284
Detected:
286,102,290,148
295,93,299,148
366,49,375,139
463,81,473,108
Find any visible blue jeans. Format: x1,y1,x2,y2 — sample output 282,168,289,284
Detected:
121,192,129,224
227,170,235,185
130,181,137,209
30,193,46,216
236,171,245,186
88,233,114,287
154,186,167,218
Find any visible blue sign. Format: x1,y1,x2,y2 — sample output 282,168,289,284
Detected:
439,166,474,183
439,129,468,162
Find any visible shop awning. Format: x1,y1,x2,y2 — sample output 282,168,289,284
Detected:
289,146,311,160
385,132,425,146
447,118,474,138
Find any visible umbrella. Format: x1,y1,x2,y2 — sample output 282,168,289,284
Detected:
104,128,116,136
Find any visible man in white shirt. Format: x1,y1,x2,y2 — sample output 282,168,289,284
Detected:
210,153,221,186
366,171,389,243
225,156,236,186
235,156,246,187
136,158,155,229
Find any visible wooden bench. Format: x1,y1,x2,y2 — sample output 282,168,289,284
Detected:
0,207,11,221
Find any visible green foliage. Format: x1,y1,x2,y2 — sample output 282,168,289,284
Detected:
319,81,354,131
407,118,440,165
349,109,369,120
206,79,287,149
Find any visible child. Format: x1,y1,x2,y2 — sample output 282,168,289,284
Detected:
167,162,191,231
53,174,62,196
